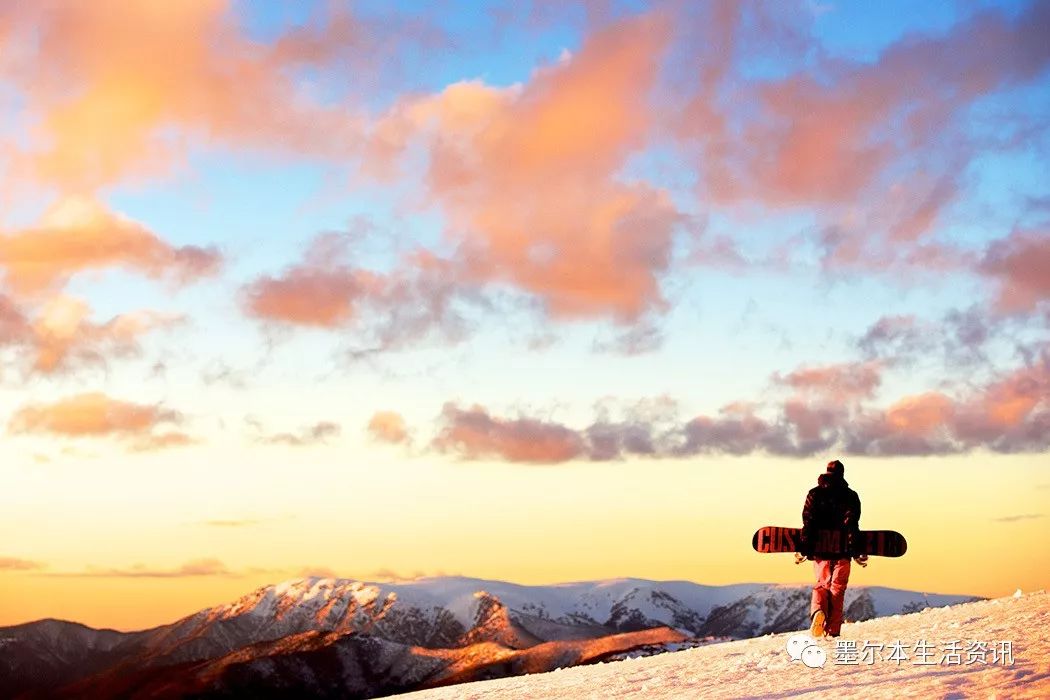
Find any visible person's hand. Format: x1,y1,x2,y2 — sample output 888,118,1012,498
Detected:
853,554,869,567
794,552,808,565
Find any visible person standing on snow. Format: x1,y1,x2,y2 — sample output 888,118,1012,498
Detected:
801,459,864,637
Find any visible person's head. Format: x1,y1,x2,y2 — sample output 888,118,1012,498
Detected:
826,459,844,477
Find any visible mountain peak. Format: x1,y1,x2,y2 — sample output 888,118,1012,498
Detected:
0,576,984,699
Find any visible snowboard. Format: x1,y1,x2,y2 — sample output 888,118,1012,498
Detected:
751,526,907,558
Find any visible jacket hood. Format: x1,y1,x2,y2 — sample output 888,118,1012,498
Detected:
817,472,849,488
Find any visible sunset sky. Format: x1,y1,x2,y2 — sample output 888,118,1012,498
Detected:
1,0,1048,631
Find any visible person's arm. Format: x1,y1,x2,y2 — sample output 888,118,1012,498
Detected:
845,491,862,559
846,491,861,531
801,490,815,556
854,493,868,564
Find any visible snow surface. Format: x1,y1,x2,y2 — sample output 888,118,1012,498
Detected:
400,590,1050,699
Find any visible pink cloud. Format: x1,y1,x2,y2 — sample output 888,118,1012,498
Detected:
433,404,586,464
678,405,781,456
242,233,471,353
0,293,183,378
29,295,183,374
980,229,1050,313
707,4,1050,209
672,3,1050,286
414,347,1050,462
0,293,29,343
245,265,378,329
773,361,883,403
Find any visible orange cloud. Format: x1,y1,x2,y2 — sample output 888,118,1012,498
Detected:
2,1,380,190
0,197,220,295
848,350,1050,454
244,7,1048,338
28,295,183,374
244,268,375,328
374,13,681,322
884,393,956,437
132,432,198,452
0,557,44,571
967,357,1049,432
368,411,409,444
7,393,188,449
0,293,184,382
250,14,682,336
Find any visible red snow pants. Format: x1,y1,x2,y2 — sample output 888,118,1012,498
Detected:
811,558,851,635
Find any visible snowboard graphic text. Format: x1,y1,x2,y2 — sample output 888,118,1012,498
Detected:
752,527,907,557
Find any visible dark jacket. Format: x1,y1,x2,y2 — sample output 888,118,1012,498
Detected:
801,473,861,558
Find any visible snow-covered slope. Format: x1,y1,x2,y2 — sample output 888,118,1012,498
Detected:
401,590,1050,699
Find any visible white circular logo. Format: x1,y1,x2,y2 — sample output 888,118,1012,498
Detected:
786,633,815,661
801,645,828,668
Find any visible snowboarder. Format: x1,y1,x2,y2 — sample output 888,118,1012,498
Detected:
801,459,865,637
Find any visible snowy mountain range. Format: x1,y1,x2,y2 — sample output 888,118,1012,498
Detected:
0,576,978,698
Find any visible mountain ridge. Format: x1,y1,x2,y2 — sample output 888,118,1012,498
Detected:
0,575,981,699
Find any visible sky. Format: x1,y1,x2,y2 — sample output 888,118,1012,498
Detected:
0,0,1048,631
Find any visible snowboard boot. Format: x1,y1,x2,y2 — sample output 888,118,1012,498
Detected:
809,609,826,638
